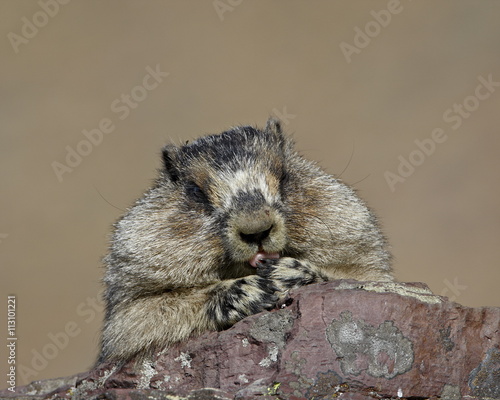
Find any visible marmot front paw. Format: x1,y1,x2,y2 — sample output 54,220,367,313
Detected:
206,275,280,329
256,257,328,292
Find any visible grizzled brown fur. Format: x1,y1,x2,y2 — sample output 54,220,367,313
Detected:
99,119,393,363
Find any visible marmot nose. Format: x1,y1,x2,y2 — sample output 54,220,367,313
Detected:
239,225,273,245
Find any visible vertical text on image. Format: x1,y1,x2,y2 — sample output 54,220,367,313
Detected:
7,295,17,393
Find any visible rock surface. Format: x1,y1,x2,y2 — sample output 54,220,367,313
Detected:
2,280,499,400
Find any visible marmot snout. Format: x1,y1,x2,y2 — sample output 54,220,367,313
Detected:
228,204,286,266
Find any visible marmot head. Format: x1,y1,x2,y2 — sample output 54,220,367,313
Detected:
159,118,295,279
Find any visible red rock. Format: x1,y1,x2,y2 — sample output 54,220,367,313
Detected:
1,280,499,399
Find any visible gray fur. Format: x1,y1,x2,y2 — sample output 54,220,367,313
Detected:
99,118,393,363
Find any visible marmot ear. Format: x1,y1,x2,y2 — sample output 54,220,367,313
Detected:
265,117,293,154
265,117,282,136
161,144,180,183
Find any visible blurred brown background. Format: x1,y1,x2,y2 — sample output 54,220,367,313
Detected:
1,0,499,388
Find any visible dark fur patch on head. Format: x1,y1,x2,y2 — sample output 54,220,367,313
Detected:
176,124,289,173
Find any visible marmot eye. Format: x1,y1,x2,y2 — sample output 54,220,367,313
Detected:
186,182,209,204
